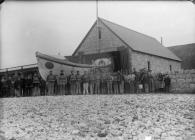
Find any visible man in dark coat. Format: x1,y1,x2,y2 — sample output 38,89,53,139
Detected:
25,75,33,96
164,74,171,93
133,68,139,93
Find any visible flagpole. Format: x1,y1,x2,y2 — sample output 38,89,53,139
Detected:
96,0,100,54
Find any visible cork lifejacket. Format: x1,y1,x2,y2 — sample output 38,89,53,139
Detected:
69,74,76,83
47,75,56,83
58,75,67,85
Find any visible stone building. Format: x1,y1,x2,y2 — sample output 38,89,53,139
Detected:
72,18,181,73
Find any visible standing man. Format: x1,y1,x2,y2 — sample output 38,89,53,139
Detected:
164,74,171,93
140,69,148,93
106,72,113,94
82,71,89,95
69,70,76,95
25,74,33,96
14,75,21,97
32,73,40,96
89,69,95,94
133,68,139,93
20,74,25,97
117,71,124,94
94,69,101,94
113,73,119,94
148,70,154,92
40,77,46,96
7,76,12,97
46,71,56,96
100,72,106,94
1,76,7,97
75,71,82,95
58,70,67,95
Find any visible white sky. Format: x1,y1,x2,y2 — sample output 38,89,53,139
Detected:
0,1,195,69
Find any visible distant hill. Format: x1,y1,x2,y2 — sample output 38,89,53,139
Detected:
168,43,195,70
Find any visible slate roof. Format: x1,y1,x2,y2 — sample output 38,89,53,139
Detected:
73,17,181,62
99,18,181,61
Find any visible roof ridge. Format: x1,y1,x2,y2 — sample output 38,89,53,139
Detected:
98,17,181,61
168,43,195,48
98,17,159,42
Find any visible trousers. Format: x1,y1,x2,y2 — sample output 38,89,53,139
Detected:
83,83,89,95
47,82,54,96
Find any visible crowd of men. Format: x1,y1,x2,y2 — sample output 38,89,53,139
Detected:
0,68,171,98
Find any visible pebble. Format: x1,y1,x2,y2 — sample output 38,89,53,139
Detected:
0,94,194,140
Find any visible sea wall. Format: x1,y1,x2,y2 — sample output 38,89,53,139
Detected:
169,69,195,93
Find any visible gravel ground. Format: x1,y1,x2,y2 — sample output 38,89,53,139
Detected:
0,94,194,140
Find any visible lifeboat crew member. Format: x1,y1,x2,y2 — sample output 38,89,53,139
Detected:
94,69,101,94
82,71,89,95
46,71,56,96
106,72,113,94
89,69,95,94
32,73,40,96
75,71,82,95
69,70,76,95
58,70,67,95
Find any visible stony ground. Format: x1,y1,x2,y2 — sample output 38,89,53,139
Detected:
0,94,194,140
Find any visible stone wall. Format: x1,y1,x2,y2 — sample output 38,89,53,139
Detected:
169,69,195,93
131,51,181,73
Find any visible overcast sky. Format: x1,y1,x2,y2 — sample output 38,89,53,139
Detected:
0,1,195,69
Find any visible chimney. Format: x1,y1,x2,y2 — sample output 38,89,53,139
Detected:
161,37,163,45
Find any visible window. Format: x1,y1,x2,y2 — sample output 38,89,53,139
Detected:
147,61,150,70
170,65,172,71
